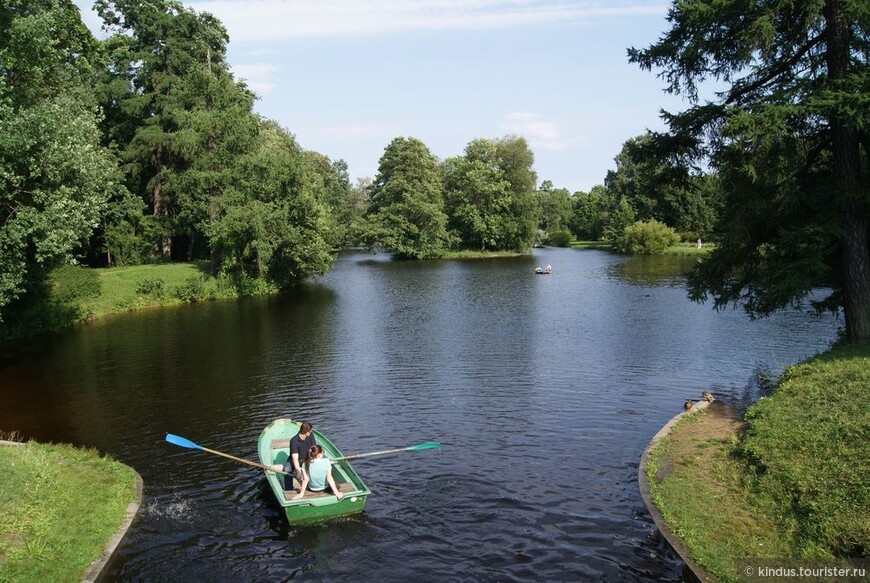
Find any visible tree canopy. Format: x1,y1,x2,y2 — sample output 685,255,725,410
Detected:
0,0,122,315
360,137,452,259
629,0,869,341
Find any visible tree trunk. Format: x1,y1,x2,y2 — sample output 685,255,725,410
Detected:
209,199,220,275
152,146,172,260
825,0,870,341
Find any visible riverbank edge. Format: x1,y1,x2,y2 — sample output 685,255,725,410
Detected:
638,400,714,583
0,439,143,583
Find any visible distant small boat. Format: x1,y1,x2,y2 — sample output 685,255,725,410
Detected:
258,418,370,525
534,270,552,275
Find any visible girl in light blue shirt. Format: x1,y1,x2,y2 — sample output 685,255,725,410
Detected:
292,444,345,500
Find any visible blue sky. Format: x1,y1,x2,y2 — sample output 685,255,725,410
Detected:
76,0,691,193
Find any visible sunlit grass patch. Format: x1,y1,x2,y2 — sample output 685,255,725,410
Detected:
0,441,137,583
569,240,611,250
439,250,529,259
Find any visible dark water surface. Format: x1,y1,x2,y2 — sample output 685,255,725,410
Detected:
0,248,841,582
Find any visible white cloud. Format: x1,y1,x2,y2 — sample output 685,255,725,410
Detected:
501,112,575,151
189,0,667,42
231,63,280,94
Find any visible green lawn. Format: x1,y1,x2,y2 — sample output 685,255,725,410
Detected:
439,249,529,259
570,240,714,255
80,261,224,318
0,440,138,583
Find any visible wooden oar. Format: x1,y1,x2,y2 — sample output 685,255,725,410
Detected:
165,433,288,475
332,441,441,462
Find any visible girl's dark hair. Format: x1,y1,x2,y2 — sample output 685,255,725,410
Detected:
305,444,323,470
299,422,313,434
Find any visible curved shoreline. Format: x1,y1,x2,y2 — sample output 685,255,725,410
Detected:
637,401,714,583
81,468,143,583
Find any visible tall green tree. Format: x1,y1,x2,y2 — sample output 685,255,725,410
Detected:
172,55,259,271
570,185,607,240
96,0,236,260
537,185,573,234
304,152,357,244
603,197,637,246
207,121,337,286
361,137,451,259
0,0,122,317
494,136,539,251
443,139,511,250
443,136,539,251
630,0,870,341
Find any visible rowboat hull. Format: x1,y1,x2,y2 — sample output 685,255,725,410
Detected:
258,418,370,525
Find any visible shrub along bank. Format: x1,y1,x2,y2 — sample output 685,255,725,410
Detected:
0,439,138,583
646,342,869,582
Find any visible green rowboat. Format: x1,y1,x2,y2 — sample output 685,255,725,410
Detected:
257,418,370,525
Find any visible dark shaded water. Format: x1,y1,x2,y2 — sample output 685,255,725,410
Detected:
0,248,841,582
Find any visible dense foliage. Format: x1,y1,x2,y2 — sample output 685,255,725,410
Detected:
630,0,870,341
0,0,122,316
0,0,352,324
443,136,538,252
358,137,452,259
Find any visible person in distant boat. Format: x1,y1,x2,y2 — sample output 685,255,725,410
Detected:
535,266,543,273
292,444,345,500
545,263,552,273
284,421,316,491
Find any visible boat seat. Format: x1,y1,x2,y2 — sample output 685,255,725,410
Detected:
271,439,290,449
284,482,354,499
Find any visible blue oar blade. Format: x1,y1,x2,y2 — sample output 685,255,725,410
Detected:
407,441,440,451
165,433,203,451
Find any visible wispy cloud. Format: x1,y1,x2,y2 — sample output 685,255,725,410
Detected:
232,63,280,94
190,0,667,42
501,112,576,151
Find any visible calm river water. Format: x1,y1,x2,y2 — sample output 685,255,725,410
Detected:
0,248,841,582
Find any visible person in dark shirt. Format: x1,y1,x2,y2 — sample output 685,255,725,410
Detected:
284,421,316,491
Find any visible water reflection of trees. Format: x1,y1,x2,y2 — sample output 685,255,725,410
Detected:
607,255,699,287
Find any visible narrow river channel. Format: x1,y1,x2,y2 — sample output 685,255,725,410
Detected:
0,248,841,581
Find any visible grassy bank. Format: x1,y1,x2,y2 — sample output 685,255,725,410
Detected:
440,249,529,259
570,240,713,255
569,240,612,250
0,439,138,583
1,263,277,341
77,262,265,318
645,342,870,582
